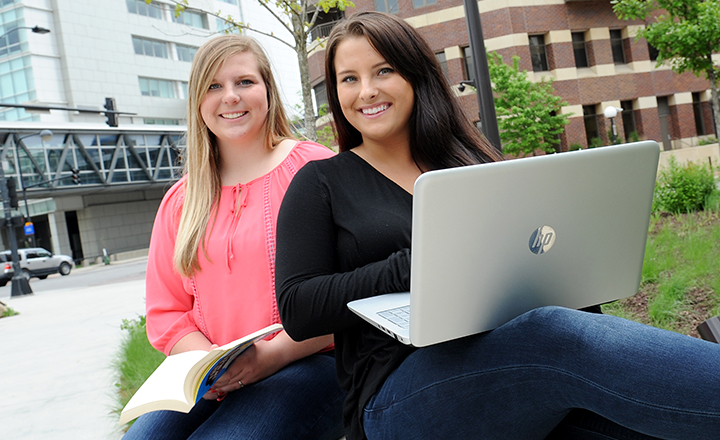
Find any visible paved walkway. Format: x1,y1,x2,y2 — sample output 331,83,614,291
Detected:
0,266,146,439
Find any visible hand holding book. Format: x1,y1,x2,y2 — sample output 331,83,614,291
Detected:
119,323,283,425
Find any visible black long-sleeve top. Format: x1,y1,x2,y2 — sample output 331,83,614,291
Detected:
276,151,416,440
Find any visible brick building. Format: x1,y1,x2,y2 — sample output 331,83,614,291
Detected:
308,0,717,152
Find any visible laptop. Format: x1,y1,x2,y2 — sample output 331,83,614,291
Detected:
348,141,660,347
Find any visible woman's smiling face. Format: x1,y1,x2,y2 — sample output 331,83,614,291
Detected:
200,51,268,147
334,36,414,147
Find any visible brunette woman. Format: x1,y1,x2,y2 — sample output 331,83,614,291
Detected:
276,12,720,440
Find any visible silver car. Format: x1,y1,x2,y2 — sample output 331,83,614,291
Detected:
1,247,74,283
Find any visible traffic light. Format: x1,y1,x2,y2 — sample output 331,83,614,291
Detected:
6,178,18,208
72,169,81,185
104,97,118,127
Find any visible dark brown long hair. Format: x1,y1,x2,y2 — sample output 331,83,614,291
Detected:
324,11,503,169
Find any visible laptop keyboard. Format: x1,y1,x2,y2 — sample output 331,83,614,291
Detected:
378,305,410,329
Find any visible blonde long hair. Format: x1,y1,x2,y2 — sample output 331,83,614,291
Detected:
174,35,293,277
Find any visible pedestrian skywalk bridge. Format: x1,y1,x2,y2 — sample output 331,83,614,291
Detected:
0,125,186,198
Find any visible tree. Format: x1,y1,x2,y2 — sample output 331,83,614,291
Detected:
486,52,570,157
613,0,720,137
157,0,353,141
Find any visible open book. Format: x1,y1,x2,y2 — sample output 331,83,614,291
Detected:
119,323,283,425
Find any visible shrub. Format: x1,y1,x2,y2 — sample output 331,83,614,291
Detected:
568,143,583,151
317,124,337,150
626,130,640,143
588,137,604,149
1,305,18,317
654,156,716,214
607,130,621,144
707,190,720,212
698,136,718,146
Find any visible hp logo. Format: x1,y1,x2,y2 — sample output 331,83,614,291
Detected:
529,226,556,255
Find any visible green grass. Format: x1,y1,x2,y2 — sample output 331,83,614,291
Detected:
603,207,720,336
112,315,165,428
1,306,18,317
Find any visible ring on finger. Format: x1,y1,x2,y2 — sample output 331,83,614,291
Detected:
238,380,244,388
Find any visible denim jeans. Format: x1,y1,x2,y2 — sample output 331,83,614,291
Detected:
123,353,345,439
363,306,720,440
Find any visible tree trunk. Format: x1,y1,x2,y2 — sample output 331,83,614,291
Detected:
292,13,317,141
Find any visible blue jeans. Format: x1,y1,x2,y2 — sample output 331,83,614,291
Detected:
363,306,720,440
123,353,345,439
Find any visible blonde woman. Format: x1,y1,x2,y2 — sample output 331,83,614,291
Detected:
123,35,344,439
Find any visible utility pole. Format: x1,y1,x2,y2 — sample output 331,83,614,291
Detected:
0,146,31,296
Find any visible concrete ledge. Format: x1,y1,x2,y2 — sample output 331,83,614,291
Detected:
84,248,149,266
109,248,149,262
659,143,720,172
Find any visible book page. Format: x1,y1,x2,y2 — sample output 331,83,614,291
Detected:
119,350,206,425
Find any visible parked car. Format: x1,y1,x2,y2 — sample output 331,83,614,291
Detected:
0,248,74,284
0,252,11,286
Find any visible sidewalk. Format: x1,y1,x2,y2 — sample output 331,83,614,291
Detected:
0,269,147,439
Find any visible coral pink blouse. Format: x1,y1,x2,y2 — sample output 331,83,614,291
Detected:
145,141,334,355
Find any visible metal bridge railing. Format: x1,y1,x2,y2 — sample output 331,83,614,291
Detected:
1,127,186,198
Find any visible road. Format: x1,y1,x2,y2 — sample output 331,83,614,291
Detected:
0,259,148,299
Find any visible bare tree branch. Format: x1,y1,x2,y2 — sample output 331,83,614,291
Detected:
163,0,295,49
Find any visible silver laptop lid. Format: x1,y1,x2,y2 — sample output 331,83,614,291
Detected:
409,141,660,347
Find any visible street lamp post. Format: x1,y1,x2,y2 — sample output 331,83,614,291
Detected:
0,25,50,42
0,144,32,297
604,106,623,145
14,130,53,247
461,0,501,152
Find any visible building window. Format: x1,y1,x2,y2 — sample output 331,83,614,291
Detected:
549,110,562,152
172,9,208,29
583,104,600,145
529,35,549,72
176,44,198,62
412,0,436,8
132,36,169,59
216,17,241,34
435,51,449,82
462,46,475,83
313,82,327,115
179,81,188,99
693,92,707,136
610,29,626,64
308,8,343,41
572,32,589,68
621,100,637,139
0,0,18,7
0,26,23,57
127,0,163,19
143,118,181,125
648,42,659,61
374,0,399,14
139,77,177,98
218,0,238,4
0,56,36,121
